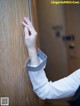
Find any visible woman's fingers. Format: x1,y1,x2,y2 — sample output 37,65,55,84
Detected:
26,24,37,35
22,21,37,36
22,17,37,36
23,17,36,33
22,21,27,27
22,21,32,34
22,21,30,38
24,27,28,35
24,27,30,39
24,17,32,26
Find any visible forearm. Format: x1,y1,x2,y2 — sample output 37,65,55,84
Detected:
28,48,40,66
27,49,48,91
26,49,80,100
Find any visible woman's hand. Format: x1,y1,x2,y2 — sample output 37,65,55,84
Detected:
22,17,39,65
22,17,37,51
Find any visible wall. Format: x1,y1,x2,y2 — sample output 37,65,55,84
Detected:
64,5,80,74
36,0,68,81
0,0,40,106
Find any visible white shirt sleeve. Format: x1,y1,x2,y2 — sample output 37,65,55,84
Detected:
26,49,80,100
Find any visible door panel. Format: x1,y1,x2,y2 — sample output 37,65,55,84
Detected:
0,0,40,106
65,5,80,74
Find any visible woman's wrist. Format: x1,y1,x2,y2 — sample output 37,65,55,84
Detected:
27,48,40,66
28,47,36,52
28,48,37,57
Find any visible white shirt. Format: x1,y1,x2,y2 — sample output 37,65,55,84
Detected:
26,49,80,100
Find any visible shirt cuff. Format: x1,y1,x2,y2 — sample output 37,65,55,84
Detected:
26,48,47,71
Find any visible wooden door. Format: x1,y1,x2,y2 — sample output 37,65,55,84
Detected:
64,5,80,74
0,0,40,106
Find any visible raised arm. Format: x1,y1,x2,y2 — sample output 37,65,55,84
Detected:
22,17,80,100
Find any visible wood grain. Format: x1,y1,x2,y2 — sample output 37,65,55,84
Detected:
0,0,40,106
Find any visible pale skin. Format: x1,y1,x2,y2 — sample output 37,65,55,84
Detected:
22,17,39,66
